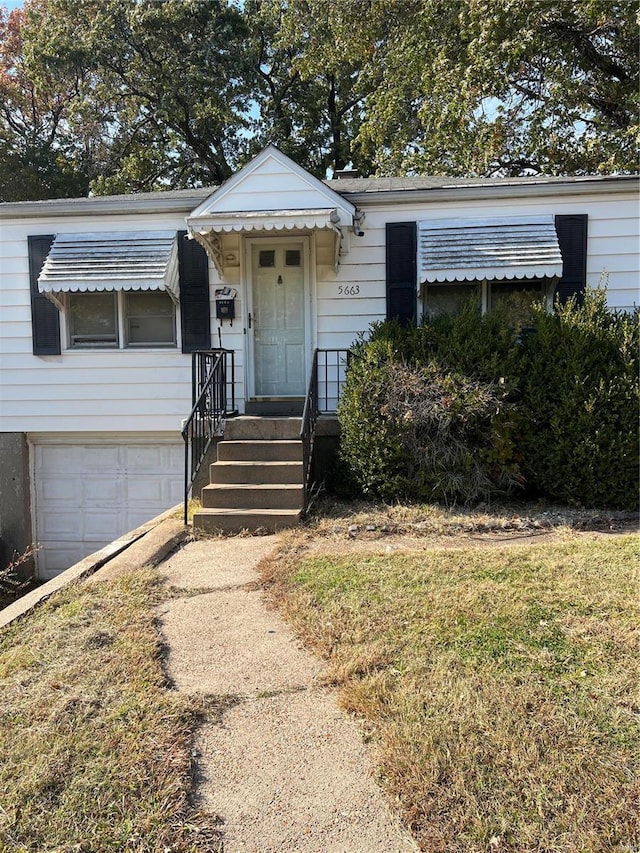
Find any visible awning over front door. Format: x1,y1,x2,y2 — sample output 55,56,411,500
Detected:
188,208,342,234
418,215,563,284
184,145,361,276
37,231,180,302
188,208,344,274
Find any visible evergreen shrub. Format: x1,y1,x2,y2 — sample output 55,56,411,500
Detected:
338,289,639,509
518,289,639,509
338,340,521,505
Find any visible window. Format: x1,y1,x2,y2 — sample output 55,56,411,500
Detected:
259,250,275,267
67,291,176,349
423,283,478,318
69,292,118,347
421,278,553,323
124,292,176,346
488,280,548,328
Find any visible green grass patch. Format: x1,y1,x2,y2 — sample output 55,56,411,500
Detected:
0,569,221,852
263,535,640,852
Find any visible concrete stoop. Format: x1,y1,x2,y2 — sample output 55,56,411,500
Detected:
192,417,304,534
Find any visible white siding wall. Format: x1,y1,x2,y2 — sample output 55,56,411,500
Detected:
314,189,639,356
0,211,214,433
1,185,637,432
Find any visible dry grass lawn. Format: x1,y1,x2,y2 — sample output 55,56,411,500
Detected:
260,530,640,852
0,569,222,852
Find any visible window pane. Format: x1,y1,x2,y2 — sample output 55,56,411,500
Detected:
69,292,117,346
125,291,176,346
423,284,478,317
259,250,275,267
490,281,545,328
285,250,301,266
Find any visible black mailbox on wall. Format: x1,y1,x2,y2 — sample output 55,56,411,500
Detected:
215,287,236,322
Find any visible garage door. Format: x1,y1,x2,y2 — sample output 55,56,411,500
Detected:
33,440,183,579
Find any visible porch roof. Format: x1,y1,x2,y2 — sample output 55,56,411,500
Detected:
187,208,347,275
419,215,563,284
187,207,342,234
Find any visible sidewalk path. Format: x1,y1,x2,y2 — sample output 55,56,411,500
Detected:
157,536,418,853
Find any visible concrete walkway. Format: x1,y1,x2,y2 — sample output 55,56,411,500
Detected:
156,536,418,853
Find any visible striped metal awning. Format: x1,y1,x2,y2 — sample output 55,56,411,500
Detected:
187,208,345,275
188,207,341,234
37,231,180,299
419,215,563,284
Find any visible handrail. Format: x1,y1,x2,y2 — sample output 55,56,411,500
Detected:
182,349,236,524
300,348,350,514
300,350,319,514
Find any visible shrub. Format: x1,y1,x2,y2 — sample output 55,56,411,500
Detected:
519,289,639,509
338,345,521,505
338,287,639,510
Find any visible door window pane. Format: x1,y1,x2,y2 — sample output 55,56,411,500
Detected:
285,250,301,266
69,292,117,347
259,250,275,267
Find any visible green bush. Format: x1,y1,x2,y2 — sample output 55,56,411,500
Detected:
519,289,639,509
338,341,521,505
338,288,639,510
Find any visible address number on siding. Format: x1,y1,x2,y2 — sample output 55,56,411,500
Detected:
337,285,360,296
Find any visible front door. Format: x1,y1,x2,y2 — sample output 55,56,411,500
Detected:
249,240,307,397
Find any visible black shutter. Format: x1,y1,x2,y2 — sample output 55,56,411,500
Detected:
178,231,211,352
555,215,588,305
28,235,60,355
386,222,417,326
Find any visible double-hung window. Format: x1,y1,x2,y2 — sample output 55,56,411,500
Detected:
419,216,563,322
67,290,176,349
37,231,180,350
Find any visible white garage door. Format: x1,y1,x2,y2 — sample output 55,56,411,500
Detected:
33,439,183,579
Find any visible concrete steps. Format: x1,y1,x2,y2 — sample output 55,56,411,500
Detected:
218,440,302,462
193,416,304,534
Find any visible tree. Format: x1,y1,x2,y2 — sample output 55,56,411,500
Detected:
1,0,636,201
0,3,101,200
19,0,255,193
244,0,377,177
354,0,639,175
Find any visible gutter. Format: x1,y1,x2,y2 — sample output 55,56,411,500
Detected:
340,176,640,207
0,191,211,219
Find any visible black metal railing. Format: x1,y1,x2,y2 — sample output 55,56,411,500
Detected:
182,349,236,523
300,348,350,513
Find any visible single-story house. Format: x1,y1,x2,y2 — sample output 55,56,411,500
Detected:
1,146,637,578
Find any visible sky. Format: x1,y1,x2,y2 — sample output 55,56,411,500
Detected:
2,0,24,9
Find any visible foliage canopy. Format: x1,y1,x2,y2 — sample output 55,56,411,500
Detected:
0,0,637,200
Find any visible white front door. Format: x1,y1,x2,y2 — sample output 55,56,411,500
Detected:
248,240,308,397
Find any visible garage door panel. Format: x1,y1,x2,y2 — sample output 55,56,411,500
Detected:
39,510,82,539
39,475,79,502
39,544,86,576
126,478,165,502
36,446,79,471
34,440,183,580
84,511,122,540
81,446,121,470
124,446,166,470
127,509,161,529
83,477,120,503
169,480,184,502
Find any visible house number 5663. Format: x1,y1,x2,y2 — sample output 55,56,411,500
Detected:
337,285,360,296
